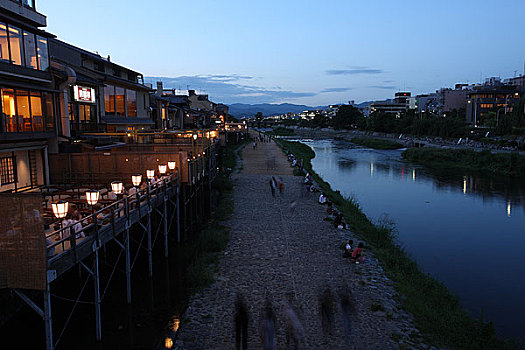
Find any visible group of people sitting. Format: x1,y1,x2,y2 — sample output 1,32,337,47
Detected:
287,152,303,170
303,172,318,193
343,239,365,264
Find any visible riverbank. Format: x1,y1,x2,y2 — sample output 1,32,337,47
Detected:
351,137,404,150
402,147,525,178
176,135,432,349
276,139,507,349
267,126,525,154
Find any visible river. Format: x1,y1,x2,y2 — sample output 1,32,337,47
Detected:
300,138,525,342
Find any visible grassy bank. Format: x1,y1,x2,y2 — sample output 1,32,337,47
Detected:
351,137,404,150
173,140,247,292
276,140,507,349
402,147,525,178
267,126,296,137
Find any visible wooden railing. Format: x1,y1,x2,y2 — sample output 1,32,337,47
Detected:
45,174,178,277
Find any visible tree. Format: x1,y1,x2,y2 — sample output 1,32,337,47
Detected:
332,105,365,130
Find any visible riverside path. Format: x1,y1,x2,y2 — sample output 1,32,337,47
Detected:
176,134,426,349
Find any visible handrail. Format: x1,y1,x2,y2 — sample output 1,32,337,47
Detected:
45,173,179,262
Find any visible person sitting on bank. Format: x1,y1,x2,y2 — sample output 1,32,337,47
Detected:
318,193,327,204
333,213,344,228
344,239,354,258
351,242,364,264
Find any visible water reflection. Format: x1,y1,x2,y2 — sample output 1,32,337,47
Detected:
302,138,525,341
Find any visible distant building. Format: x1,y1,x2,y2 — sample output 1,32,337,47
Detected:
369,92,416,116
466,78,521,125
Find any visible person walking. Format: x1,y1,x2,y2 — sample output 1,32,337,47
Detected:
270,177,277,197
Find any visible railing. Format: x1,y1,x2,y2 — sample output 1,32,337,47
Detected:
45,174,177,264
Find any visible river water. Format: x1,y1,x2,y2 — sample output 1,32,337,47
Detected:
300,138,525,341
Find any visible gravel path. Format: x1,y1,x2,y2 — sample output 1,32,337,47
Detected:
176,137,430,349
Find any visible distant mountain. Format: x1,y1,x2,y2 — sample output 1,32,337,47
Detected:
228,103,328,118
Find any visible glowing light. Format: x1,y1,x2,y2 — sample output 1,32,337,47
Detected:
172,317,180,332
85,190,99,206
132,174,142,187
158,164,167,175
463,177,467,194
412,169,416,182
146,169,155,179
52,200,68,219
111,181,123,195
168,161,176,170
370,163,374,177
507,201,511,217
164,337,173,349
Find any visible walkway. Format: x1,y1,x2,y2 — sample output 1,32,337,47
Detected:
177,136,426,349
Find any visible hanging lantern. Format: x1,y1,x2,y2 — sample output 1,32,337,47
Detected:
146,169,155,179
158,164,167,175
51,200,69,219
85,190,99,206
111,181,123,195
132,174,142,187
193,134,197,140
167,161,176,170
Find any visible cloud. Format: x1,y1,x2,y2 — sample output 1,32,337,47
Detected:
320,87,353,93
326,68,383,75
145,75,316,104
369,85,396,90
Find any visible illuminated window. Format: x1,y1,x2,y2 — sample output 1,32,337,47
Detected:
36,36,49,71
480,103,493,108
0,23,9,63
104,85,115,114
8,25,23,66
23,31,37,69
16,89,30,131
115,86,125,116
42,92,54,130
2,88,16,132
30,91,43,131
126,90,137,116
0,156,15,184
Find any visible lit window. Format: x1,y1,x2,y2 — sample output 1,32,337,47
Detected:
23,31,37,69
126,90,137,116
8,25,23,66
0,23,9,63
36,36,49,71
0,156,16,184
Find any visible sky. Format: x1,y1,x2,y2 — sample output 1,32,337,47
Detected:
40,0,525,106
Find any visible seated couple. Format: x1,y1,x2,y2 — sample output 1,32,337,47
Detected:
343,240,364,264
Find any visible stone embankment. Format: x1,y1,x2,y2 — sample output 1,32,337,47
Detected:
283,126,524,154
175,134,433,349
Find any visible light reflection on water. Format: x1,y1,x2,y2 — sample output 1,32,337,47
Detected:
302,138,525,341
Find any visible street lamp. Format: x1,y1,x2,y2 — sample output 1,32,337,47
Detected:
52,200,69,220
85,189,99,215
168,161,176,172
158,164,167,176
146,169,155,180
111,181,123,195
132,174,142,187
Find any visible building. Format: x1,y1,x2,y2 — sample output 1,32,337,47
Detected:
369,92,416,116
0,0,56,192
466,78,521,125
49,38,153,136
150,82,187,130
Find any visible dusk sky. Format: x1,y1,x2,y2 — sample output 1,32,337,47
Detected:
40,0,525,105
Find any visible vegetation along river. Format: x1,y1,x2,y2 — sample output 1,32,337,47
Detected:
300,138,525,342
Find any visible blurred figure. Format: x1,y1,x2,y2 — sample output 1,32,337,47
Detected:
283,299,305,349
235,294,249,350
261,300,276,350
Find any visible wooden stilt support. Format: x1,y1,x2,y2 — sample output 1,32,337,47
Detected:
93,247,102,341
147,211,153,278
125,226,132,304
163,196,168,258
